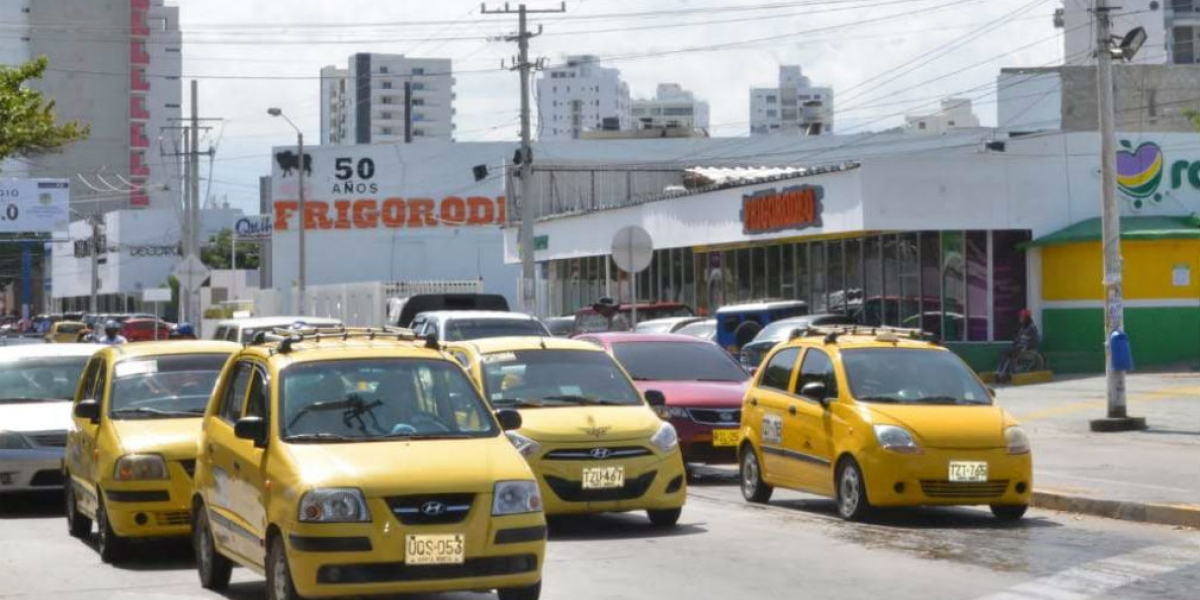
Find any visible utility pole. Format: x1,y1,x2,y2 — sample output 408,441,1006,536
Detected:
89,216,100,314
482,2,565,316
404,80,414,144
188,80,202,325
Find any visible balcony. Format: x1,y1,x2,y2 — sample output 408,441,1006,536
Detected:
131,68,150,92
130,152,150,177
130,123,149,149
130,42,150,66
130,96,150,120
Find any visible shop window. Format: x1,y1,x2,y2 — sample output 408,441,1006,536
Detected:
673,248,687,305
966,231,989,341
780,244,794,299
992,230,1031,341
811,242,827,312
656,249,670,302
638,255,653,303
682,249,696,311
864,236,884,327
751,246,766,300
941,231,966,342
920,233,942,338
569,258,582,314
766,245,782,299
736,248,752,302
827,241,844,314
899,233,921,328
844,238,863,319
796,244,810,307
723,250,737,309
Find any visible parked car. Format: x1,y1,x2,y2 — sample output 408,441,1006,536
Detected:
738,314,858,369
0,344,97,498
210,316,343,344
411,310,550,341
120,318,173,342
542,316,576,337
572,301,695,334
578,332,750,466
388,293,510,328
633,316,706,334
714,300,808,352
674,318,717,343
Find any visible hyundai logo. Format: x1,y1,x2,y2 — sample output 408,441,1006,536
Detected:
719,412,734,422
420,501,446,516
590,448,612,459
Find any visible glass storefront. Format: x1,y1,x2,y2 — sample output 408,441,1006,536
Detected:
548,229,1032,341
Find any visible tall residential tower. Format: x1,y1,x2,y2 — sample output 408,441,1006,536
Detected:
319,54,455,145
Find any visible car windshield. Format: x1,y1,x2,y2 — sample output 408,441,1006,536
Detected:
443,318,547,341
675,321,715,340
481,349,643,407
280,358,498,441
0,356,90,403
613,342,748,383
754,320,809,343
109,354,230,418
841,348,992,406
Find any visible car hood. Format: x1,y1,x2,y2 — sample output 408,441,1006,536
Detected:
865,404,1007,450
110,417,203,460
517,406,662,443
282,436,530,496
632,381,747,409
0,401,72,433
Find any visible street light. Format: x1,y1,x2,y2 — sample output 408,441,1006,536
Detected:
267,107,306,316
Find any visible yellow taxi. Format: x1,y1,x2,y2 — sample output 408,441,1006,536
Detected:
191,328,545,600
447,337,687,527
63,341,239,562
47,321,90,343
738,326,1032,521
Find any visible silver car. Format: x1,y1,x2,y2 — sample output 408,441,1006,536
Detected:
0,344,97,495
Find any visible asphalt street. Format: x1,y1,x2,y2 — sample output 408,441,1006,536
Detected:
1,470,1197,600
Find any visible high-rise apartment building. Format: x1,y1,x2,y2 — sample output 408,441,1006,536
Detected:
0,0,182,212
749,66,833,136
320,54,455,145
631,84,710,133
1058,0,1200,65
536,55,631,140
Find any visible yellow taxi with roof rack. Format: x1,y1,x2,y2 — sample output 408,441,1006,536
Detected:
190,327,545,600
446,337,687,527
738,325,1033,521
64,340,240,563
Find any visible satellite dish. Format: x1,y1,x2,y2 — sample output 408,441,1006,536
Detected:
1118,27,1147,61
610,226,652,274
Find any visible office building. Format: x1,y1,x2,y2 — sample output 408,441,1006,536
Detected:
631,84,710,133
320,54,455,145
536,55,632,140
750,65,834,136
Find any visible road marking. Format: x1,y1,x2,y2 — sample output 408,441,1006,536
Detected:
973,541,1200,600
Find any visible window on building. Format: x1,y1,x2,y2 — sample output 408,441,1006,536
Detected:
414,129,425,137
767,245,782,299
381,127,394,135
412,82,425,91
966,231,989,341
413,98,425,106
751,246,766,299
918,121,927,130
941,232,966,342
899,233,920,328
382,81,393,89
919,232,943,338
766,95,777,103
382,96,394,105
412,67,425,75
380,66,389,74
722,250,736,306
767,109,778,118
381,111,393,120
992,230,1031,341
810,242,826,312
864,236,883,326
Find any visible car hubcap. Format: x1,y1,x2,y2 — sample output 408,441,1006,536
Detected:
742,453,758,496
840,467,860,516
272,546,288,600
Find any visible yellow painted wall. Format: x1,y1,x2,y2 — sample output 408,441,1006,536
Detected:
1042,240,1200,301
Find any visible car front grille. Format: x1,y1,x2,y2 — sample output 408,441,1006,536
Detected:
154,511,191,526
543,470,657,502
920,480,1010,499
385,493,474,525
686,408,741,426
30,432,67,448
542,446,652,461
317,554,537,584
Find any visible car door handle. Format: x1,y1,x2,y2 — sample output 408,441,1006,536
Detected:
788,405,797,416
749,398,758,406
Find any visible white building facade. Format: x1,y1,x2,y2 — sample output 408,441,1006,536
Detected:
905,98,981,134
319,53,455,145
750,65,834,136
536,55,632,140
631,84,711,133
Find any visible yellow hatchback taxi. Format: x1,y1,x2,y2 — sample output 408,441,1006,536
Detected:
448,337,687,527
739,327,1032,521
64,341,239,562
191,329,545,600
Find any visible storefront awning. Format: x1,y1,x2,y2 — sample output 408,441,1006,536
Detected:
1023,215,1200,248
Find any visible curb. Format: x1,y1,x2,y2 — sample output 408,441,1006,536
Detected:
1032,490,1200,529
979,370,1055,385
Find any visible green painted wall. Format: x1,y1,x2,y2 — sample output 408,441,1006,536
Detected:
1043,307,1200,373
944,342,1008,374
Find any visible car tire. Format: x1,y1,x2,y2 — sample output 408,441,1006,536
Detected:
497,580,541,600
646,508,682,528
740,446,773,504
266,535,303,600
194,507,233,591
835,457,873,522
65,478,92,539
96,498,130,563
990,504,1028,521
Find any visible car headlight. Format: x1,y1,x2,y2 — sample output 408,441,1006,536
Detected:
650,422,679,452
1005,426,1031,455
492,480,542,515
654,405,689,420
113,454,169,481
298,488,372,523
0,431,31,450
505,431,541,458
873,425,922,454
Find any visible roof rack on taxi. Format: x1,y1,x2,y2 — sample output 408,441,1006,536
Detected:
252,325,421,354
789,325,932,344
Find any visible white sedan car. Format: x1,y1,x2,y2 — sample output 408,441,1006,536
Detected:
0,344,97,496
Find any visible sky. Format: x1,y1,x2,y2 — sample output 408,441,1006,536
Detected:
182,0,1066,213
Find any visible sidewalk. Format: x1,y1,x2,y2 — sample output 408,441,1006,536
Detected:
994,372,1200,528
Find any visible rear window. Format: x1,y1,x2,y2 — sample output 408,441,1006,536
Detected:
109,354,230,418
612,341,748,383
443,318,548,341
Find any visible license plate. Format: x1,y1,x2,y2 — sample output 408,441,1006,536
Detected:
581,466,625,489
711,429,741,447
948,461,989,482
405,534,465,565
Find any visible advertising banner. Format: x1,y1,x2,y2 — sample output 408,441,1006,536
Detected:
0,179,69,234
234,214,273,240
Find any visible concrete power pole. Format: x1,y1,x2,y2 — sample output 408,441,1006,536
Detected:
89,216,100,313
482,2,565,316
188,80,202,326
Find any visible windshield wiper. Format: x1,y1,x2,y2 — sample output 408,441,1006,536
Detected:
287,396,378,429
917,396,987,405
282,432,357,443
0,397,67,404
542,395,627,406
377,432,475,440
111,407,203,418
493,398,547,408
855,396,906,404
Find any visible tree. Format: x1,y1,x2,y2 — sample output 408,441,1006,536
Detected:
0,57,89,161
201,228,261,270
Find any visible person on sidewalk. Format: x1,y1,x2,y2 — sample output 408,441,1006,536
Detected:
997,310,1040,383
592,297,630,332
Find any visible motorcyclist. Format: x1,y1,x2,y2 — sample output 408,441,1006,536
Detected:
996,310,1040,383
94,321,128,346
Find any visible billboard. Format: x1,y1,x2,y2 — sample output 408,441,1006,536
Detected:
234,214,273,241
0,179,69,234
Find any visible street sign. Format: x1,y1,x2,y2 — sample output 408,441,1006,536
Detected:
172,254,210,293
610,225,653,274
142,288,171,303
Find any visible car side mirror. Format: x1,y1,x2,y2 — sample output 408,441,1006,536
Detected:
74,399,100,424
495,409,523,432
644,390,666,407
234,416,268,448
800,382,828,406
988,387,997,398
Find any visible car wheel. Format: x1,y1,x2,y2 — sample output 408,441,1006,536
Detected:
96,498,129,563
194,507,233,590
497,580,541,600
740,446,773,504
991,504,1028,521
65,478,92,539
266,535,302,600
646,508,682,528
836,457,872,521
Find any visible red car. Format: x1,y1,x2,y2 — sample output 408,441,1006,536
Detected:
120,318,173,342
577,332,750,465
